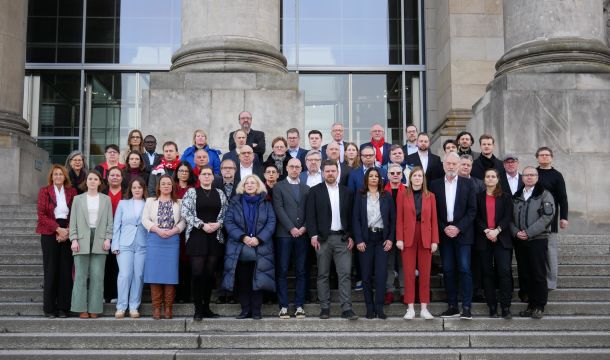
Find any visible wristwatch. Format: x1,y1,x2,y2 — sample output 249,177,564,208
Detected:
496,226,502,233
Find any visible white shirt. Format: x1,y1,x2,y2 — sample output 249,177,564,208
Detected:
507,173,519,195
444,176,458,222
326,182,342,231
337,141,345,163
405,142,418,155
418,150,429,172
86,194,100,227
146,152,156,166
306,171,322,187
287,177,300,185
288,147,300,159
366,192,383,228
523,186,534,201
53,185,69,220
240,164,253,179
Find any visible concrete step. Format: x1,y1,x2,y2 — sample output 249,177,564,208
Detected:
0,220,38,228
1,301,609,317
0,265,43,276
0,255,42,265
0,350,177,360
0,333,200,350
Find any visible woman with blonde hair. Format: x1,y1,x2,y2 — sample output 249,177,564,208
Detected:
182,129,222,174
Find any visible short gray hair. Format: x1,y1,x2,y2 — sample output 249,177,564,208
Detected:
305,149,322,160
444,151,461,162
459,154,473,163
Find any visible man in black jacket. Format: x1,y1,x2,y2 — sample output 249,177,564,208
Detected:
306,160,358,320
228,111,266,161
471,134,504,180
405,132,444,187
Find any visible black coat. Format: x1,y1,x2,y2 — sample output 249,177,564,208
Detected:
405,151,444,187
475,192,514,250
229,129,266,161
352,191,396,244
499,173,524,196
429,176,477,245
471,154,504,180
263,153,293,181
306,182,353,242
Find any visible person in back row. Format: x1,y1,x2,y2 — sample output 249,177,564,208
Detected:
228,111,266,161
148,141,181,197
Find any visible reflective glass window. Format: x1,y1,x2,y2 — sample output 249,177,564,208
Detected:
35,71,82,137
85,0,181,65
37,139,80,165
300,74,349,142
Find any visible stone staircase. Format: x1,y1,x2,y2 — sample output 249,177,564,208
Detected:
0,204,609,359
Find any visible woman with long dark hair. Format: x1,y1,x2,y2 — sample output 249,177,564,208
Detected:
352,168,395,319
36,165,78,318
182,165,228,320
122,150,149,189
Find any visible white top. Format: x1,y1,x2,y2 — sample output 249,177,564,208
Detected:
240,164,253,179
53,185,69,220
326,182,342,231
523,186,534,201
86,194,100,227
418,150,429,172
306,171,323,187
146,152,156,166
366,192,383,228
444,176,458,222
405,142,418,155
287,177,300,185
507,174,519,195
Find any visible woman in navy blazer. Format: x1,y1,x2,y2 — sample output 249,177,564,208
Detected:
475,168,514,319
352,168,396,319
111,177,148,318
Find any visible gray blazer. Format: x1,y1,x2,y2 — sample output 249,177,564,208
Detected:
69,193,113,255
272,179,310,238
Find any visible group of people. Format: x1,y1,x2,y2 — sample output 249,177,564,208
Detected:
36,111,568,321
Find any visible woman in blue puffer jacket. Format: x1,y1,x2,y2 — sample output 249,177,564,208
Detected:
221,174,276,320
182,129,222,174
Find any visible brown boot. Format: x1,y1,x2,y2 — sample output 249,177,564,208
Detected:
150,284,163,320
163,285,176,319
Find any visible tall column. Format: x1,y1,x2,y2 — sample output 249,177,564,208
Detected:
171,0,287,73
496,0,610,76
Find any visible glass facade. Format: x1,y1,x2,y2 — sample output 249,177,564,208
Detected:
25,0,424,162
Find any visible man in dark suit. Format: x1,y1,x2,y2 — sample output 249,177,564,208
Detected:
143,135,162,172
321,123,347,162
325,142,351,186
273,158,310,319
213,159,238,200
299,150,323,187
228,111,266,161
405,132,444,186
233,145,263,185
429,152,477,320
286,128,308,170
360,124,392,166
471,134,505,180
306,160,358,320
347,146,388,193
500,154,524,196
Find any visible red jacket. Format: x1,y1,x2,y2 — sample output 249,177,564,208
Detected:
396,189,439,249
36,185,77,235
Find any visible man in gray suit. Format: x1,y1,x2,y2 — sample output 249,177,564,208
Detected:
273,158,310,319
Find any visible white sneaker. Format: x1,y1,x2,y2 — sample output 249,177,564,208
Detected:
279,307,290,319
114,310,125,319
110,298,118,304
403,308,415,320
294,306,306,319
420,308,434,320
129,310,140,318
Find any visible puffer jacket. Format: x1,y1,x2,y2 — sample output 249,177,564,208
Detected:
182,145,222,175
510,183,555,240
221,193,276,292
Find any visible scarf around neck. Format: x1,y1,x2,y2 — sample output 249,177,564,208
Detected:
241,193,264,236
370,137,385,163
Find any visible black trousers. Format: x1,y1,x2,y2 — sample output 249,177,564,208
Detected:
191,255,218,312
514,237,548,309
104,252,118,301
40,219,73,314
478,242,513,309
513,239,529,299
358,231,388,313
235,261,262,316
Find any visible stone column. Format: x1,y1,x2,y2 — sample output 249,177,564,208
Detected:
0,0,49,204
496,0,610,76
171,0,287,73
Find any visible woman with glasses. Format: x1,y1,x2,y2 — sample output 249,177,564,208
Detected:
65,151,88,194
120,129,145,164
181,165,228,320
263,137,292,181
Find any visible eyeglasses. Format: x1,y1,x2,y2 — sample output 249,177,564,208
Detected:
307,158,321,162
389,172,402,175
70,158,83,162
361,154,375,158
177,169,190,173
221,167,236,170
200,173,214,176
523,174,538,177
106,150,118,155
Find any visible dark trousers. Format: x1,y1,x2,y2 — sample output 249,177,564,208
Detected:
471,244,483,293
235,261,262,316
515,237,548,309
478,242,513,309
513,239,529,298
104,253,118,301
276,236,308,308
40,225,73,314
191,255,218,313
358,231,388,313
439,239,473,308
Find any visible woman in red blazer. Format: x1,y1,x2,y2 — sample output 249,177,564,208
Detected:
36,164,78,318
396,166,439,320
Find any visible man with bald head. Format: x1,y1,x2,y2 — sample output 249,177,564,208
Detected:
273,158,311,319
234,144,263,184
325,141,351,186
228,111,266,161
321,123,347,162
360,124,392,166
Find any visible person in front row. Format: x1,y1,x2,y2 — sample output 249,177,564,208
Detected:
112,177,148,319
142,175,186,319
429,152,477,320
352,168,395,319
511,166,555,319
475,169,514,319
306,160,358,320
222,175,276,320
69,170,113,319
396,166,439,320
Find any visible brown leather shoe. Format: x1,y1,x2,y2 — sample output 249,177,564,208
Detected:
163,285,176,319
150,284,163,320
79,312,89,319
89,313,98,318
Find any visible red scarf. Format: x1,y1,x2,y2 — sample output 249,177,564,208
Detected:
370,137,385,163
153,156,181,173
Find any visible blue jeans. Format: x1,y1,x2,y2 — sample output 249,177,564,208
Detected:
276,236,308,308
116,242,146,311
439,239,473,308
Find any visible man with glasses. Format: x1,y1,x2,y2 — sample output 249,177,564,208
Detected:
321,123,347,162
234,145,263,184
511,166,555,319
300,150,323,187
535,147,568,292
94,144,125,181
500,154,524,196
347,146,388,193
143,135,162,172
286,128,308,169
213,159,238,200
360,124,392,166
228,111,266,161
402,125,419,155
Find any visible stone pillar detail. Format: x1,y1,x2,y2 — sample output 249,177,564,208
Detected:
497,0,610,76
171,0,287,73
